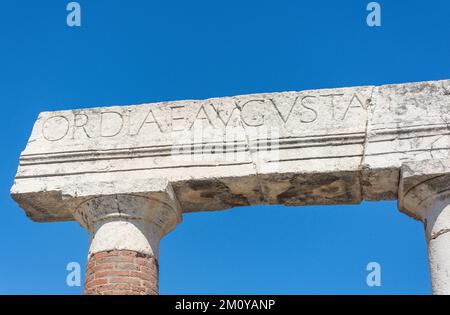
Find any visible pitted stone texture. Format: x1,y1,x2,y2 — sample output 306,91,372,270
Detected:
67,179,181,234
11,79,450,221
364,80,450,200
60,178,182,257
399,159,450,220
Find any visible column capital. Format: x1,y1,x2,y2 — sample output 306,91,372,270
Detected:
63,177,182,257
60,177,181,295
66,178,181,233
399,159,450,221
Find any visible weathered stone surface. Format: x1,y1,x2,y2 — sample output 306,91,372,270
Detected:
399,158,450,219
364,80,450,201
11,79,450,222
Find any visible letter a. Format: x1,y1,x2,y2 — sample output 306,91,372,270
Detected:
366,262,381,287
66,262,81,287
66,2,81,27
366,2,381,27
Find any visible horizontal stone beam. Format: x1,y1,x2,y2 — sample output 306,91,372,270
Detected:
11,79,450,222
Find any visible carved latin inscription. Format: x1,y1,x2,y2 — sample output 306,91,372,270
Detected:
39,91,372,143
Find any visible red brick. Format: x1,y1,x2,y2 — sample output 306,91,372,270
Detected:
114,263,141,271
84,249,159,295
95,270,130,278
86,278,109,287
96,256,134,265
109,277,142,286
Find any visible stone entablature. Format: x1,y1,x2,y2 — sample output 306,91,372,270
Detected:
10,78,450,294
12,79,450,221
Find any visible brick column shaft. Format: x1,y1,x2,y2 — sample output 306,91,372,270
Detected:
84,249,159,295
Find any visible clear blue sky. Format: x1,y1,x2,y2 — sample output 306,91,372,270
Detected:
1,0,449,294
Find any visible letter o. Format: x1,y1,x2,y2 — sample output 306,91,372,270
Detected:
42,115,70,141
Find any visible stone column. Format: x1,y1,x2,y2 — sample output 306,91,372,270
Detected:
399,159,450,295
423,198,450,294
66,181,182,295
